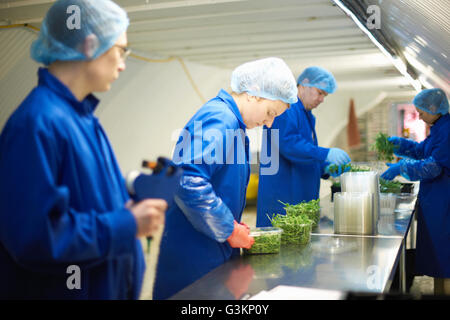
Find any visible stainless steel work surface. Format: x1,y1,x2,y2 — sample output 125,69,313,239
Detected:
170,235,404,300
170,193,417,300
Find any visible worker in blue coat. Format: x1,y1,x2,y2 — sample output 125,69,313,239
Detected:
257,67,351,227
153,57,298,300
0,0,166,299
381,88,450,295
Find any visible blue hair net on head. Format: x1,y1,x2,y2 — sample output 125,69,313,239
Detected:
230,57,298,104
297,66,337,94
31,0,129,66
413,88,449,115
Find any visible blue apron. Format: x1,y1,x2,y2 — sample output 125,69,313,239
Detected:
256,99,329,227
153,90,250,299
0,68,144,299
415,114,450,277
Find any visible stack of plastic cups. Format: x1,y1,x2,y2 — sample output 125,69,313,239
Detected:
340,171,380,235
334,192,374,235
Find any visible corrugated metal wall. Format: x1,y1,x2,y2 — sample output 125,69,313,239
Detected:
0,27,39,130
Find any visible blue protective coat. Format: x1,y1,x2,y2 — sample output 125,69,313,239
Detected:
0,68,144,299
153,90,250,300
394,114,450,277
256,99,329,227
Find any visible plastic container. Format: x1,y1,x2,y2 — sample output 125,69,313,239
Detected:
380,193,396,215
280,222,312,245
334,192,375,235
395,193,416,213
243,227,283,255
340,171,380,232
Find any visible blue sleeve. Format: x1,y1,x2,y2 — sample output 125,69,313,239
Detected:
0,118,136,273
172,114,236,242
174,176,235,242
399,157,442,181
395,138,425,160
273,111,329,163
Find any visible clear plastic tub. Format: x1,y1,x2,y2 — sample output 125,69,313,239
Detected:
395,193,417,213
334,192,375,235
243,227,283,255
380,193,396,215
277,222,312,245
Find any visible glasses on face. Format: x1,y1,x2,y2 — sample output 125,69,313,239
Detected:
113,45,131,61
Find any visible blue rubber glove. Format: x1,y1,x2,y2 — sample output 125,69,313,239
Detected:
387,136,402,146
381,162,401,180
326,148,351,166
325,164,351,177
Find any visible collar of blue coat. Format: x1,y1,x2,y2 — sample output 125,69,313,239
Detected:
217,89,246,129
291,97,309,113
38,68,99,115
431,113,449,130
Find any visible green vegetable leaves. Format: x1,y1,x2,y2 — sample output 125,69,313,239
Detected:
379,178,402,193
371,133,397,162
243,229,282,255
266,199,320,245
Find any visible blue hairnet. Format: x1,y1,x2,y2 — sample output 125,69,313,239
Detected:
230,57,298,104
31,0,129,66
297,66,337,94
413,88,449,115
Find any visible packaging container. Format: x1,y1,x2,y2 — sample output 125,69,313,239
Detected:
243,227,283,255
380,193,396,215
340,171,380,233
271,218,312,245
395,193,417,213
334,192,374,235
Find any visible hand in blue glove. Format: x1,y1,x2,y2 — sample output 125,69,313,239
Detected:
326,148,351,166
387,136,402,146
325,164,351,178
381,162,401,180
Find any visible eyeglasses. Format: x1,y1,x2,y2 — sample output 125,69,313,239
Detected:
113,45,131,61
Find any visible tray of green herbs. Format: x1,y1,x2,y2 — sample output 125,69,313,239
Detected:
279,199,321,227
268,213,313,245
380,178,402,193
371,133,398,162
243,227,283,255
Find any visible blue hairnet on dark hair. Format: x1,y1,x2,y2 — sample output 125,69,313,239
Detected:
31,0,129,66
297,66,337,94
413,88,449,115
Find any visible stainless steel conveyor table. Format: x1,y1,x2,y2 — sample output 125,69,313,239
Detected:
170,194,417,300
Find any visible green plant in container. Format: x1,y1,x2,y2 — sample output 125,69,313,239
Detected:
243,227,282,255
268,213,313,245
279,199,321,227
380,178,402,194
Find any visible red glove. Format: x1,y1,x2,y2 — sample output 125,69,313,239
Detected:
227,221,254,249
239,221,250,231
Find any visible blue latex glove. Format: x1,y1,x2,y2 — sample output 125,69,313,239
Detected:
326,148,351,166
325,164,351,177
381,162,401,180
387,136,402,146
